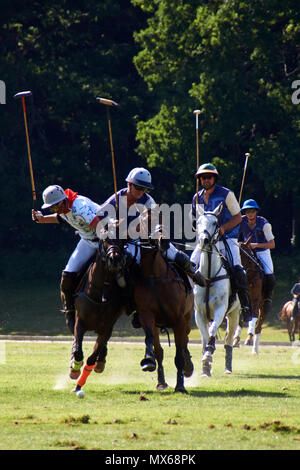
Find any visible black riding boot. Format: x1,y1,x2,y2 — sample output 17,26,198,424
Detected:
60,271,78,334
232,265,252,322
262,274,276,317
175,251,206,287
291,296,300,320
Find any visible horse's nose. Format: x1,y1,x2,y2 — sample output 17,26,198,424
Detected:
200,235,209,246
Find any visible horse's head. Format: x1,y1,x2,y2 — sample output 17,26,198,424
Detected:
99,222,125,274
239,236,263,275
196,203,223,249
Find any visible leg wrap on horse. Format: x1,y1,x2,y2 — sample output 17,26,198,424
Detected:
174,251,206,287
232,265,252,321
224,345,233,372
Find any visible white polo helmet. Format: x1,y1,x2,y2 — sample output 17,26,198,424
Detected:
125,167,154,190
42,185,67,209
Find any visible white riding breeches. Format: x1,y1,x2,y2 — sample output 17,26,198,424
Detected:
64,238,98,273
191,238,241,268
255,249,274,274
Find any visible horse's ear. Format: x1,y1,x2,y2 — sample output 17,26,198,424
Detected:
213,202,223,217
196,203,204,217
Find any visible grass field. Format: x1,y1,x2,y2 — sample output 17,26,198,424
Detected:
1,339,300,451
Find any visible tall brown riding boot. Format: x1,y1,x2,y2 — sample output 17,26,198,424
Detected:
175,251,206,287
60,271,78,334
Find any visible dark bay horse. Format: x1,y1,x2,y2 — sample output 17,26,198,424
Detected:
70,237,126,395
132,238,194,394
281,300,300,342
233,238,264,354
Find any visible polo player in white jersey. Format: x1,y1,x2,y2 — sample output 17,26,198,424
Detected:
32,185,102,334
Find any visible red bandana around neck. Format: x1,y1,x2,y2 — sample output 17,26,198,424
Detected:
64,188,78,212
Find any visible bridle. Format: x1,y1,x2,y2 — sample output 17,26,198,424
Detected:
198,213,231,320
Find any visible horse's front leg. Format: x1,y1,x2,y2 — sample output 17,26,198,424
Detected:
153,327,168,390
70,315,86,380
73,335,104,395
201,305,227,375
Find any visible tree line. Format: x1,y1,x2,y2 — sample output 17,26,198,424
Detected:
0,0,299,278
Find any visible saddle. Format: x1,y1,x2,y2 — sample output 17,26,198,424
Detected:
218,255,238,312
167,261,192,295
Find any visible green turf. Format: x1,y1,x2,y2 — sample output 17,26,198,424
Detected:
1,340,300,450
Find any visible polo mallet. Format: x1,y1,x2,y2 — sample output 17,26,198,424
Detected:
238,152,251,205
14,90,36,208
96,97,119,210
193,110,202,204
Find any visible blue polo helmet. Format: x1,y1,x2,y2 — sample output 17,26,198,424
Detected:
241,199,260,211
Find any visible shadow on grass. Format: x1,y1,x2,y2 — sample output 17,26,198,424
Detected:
237,374,300,380
122,388,286,398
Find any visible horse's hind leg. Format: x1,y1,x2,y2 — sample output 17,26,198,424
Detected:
174,345,187,394
153,328,168,391
224,309,239,373
202,336,214,377
173,325,188,394
95,343,108,373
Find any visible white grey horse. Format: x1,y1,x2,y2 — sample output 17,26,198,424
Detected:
193,203,240,376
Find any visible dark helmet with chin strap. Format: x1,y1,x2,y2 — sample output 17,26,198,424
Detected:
196,163,219,179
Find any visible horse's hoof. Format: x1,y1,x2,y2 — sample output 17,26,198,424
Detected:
94,361,106,373
157,382,168,391
140,358,156,372
202,351,213,362
224,369,232,375
175,386,188,394
69,368,81,380
183,350,194,378
244,334,253,346
233,337,240,348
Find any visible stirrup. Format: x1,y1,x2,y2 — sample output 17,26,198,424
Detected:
60,308,75,315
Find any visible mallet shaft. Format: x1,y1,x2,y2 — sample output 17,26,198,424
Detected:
238,153,251,206
97,97,119,210
14,90,36,205
96,97,119,107
194,110,202,203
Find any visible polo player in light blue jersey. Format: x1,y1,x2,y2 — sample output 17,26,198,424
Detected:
238,199,276,329
190,162,252,322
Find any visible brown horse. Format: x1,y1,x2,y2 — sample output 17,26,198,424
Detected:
281,300,300,342
132,238,194,394
234,238,264,353
70,237,126,395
